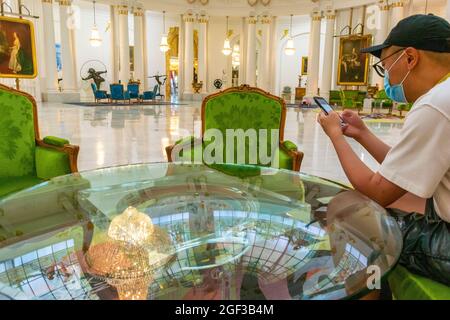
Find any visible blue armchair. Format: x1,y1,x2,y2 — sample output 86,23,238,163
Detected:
90,83,110,103
141,85,158,101
110,83,131,103
127,83,140,101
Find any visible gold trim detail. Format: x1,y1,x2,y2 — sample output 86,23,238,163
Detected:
184,14,195,23
260,16,271,24
42,0,53,3
247,16,257,24
134,8,144,16
59,0,71,6
118,5,128,15
391,1,404,8
198,15,209,23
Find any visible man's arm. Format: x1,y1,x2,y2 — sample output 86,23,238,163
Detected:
330,134,406,206
356,130,392,164
341,110,391,164
319,112,407,207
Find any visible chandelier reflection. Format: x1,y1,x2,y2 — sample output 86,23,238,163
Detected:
85,207,173,300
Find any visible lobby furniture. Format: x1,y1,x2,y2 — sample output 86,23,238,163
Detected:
397,102,413,117
371,89,394,114
165,85,304,171
0,162,402,300
127,83,140,102
0,84,79,199
329,90,341,107
90,83,110,103
295,87,306,102
281,86,292,102
339,90,365,112
388,265,450,300
109,84,131,104
141,85,158,101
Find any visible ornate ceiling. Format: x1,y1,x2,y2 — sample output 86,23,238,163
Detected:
97,0,446,16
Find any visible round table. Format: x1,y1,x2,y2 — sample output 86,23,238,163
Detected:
0,163,402,300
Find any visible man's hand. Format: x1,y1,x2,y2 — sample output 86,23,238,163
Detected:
341,110,369,140
317,111,343,140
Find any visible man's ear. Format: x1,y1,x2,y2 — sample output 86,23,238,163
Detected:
405,47,419,70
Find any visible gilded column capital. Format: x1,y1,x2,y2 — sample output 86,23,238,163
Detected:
260,15,271,24
325,9,336,20
247,16,257,24
311,8,322,21
117,5,128,15
378,0,390,11
391,1,404,8
183,13,195,23
59,0,72,6
133,7,144,17
197,15,209,23
42,0,53,4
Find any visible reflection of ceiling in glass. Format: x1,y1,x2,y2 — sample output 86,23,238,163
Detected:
0,209,368,300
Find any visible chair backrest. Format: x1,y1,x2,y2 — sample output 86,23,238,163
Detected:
110,84,124,99
91,83,97,93
202,85,285,165
0,84,37,178
375,89,389,100
153,85,158,94
127,83,139,95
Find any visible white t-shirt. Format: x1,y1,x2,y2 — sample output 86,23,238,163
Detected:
379,76,450,222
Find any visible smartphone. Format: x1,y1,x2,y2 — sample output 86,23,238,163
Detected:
314,96,345,125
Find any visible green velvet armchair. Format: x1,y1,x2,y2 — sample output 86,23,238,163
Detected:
371,89,394,114
0,84,79,199
339,90,365,112
166,85,304,171
329,90,341,107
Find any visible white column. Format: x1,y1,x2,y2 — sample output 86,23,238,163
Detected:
133,7,145,84
118,5,130,83
246,16,257,86
306,10,322,97
41,0,58,92
198,15,208,94
372,1,390,87
390,0,405,29
320,10,335,101
259,15,271,91
183,13,195,96
58,0,77,91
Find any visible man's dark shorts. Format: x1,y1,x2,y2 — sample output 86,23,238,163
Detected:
387,198,450,286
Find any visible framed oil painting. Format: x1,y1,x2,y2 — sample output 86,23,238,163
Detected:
301,56,308,75
0,16,37,79
337,35,372,86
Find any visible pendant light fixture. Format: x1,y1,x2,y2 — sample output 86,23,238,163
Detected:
160,11,170,53
222,16,232,56
89,0,102,47
284,14,296,56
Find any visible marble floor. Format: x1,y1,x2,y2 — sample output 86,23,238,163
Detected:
37,101,404,184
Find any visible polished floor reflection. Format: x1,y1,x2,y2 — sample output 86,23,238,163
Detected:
37,101,404,184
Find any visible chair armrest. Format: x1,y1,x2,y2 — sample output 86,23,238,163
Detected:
36,138,79,174
279,140,304,171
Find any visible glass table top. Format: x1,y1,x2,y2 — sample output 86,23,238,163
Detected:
0,163,402,300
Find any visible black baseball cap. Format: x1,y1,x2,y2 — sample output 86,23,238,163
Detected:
361,14,450,58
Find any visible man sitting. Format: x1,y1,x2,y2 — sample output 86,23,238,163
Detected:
317,14,450,286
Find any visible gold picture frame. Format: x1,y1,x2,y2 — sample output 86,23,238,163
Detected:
337,35,372,86
301,56,308,75
0,16,37,79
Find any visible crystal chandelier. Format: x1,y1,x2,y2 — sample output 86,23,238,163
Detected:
89,1,102,47
232,44,240,67
160,11,170,53
284,14,296,56
222,16,232,56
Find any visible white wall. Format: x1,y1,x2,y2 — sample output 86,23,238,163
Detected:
71,0,113,100
276,15,313,97
145,11,179,92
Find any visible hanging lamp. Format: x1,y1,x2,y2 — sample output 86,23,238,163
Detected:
160,11,170,53
89,0,102,47
284,14,296,56
222,16,232,56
